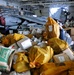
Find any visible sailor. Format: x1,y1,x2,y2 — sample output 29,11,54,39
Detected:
19,8,24,15
65,19,70,27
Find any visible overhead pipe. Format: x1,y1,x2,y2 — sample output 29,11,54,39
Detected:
22,1,74,6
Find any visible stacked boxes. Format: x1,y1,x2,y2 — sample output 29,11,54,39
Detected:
70,28,74,41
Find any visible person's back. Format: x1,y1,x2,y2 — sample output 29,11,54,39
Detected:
19,8,24,15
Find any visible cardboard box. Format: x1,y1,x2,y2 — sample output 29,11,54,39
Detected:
63,48,74,60
71,35,74,41
64,27,74,36
64,27,71,35
9,43,19,49
17,37,32,50
70,28,74,36
53,53,70,63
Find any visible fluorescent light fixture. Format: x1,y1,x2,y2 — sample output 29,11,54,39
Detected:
19,0,28,1
33,15,37,17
